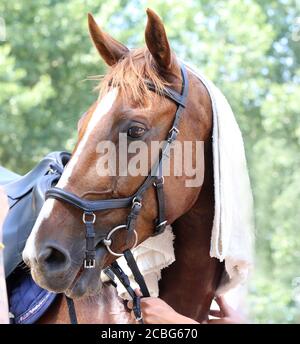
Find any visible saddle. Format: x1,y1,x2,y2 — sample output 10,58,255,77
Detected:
0,152,70,324
1,150,150,323
1,151,71,277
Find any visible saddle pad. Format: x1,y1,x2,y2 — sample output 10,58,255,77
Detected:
7,268,57,324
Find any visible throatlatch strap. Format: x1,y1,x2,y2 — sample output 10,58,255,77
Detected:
66,296,78,324
123,249,150,297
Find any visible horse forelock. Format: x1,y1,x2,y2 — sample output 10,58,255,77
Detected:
95,47,180,106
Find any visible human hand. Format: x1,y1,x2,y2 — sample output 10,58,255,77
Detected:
204,295,246,324
127,289,198,324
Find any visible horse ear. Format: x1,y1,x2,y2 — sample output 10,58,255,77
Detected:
88,13,129,66
145,8,171,70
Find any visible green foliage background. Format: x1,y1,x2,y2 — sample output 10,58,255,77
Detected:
0,0,299,323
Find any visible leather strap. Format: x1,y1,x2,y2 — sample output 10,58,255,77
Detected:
123,249,150,297
46,187,133,212
83,214,96,268
126,199,142,233
154,176,166,235
103,267,117,288
110,261,143,323
66,296,78,324
110,261,136,299
144,81,187,108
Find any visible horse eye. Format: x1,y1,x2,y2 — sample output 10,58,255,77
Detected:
127,126,146,138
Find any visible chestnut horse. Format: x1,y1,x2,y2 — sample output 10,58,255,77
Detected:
24,8,224,323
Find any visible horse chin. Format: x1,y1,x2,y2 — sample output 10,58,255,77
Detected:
30,263,102,298
64,267,103,299
30,267,74,294
64,246,108,299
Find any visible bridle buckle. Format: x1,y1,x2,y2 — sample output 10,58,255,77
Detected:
132,197,142,208
153,176,164,187
82,212,96,224
84,258,96,269
168,126,180,143
169,126,180,135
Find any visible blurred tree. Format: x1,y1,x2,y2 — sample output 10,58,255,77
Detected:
0,0,299,323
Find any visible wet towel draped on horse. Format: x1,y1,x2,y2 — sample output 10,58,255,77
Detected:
101,62,254,298
186,63,254,293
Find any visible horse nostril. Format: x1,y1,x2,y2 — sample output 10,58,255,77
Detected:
38,245,71,272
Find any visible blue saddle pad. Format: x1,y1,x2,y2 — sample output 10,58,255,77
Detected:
7,268,58,324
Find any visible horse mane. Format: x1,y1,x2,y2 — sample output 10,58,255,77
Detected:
97,47,175,106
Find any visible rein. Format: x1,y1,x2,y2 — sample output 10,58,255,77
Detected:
45,63,189,323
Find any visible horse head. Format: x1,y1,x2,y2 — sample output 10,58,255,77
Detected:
23,9,212,298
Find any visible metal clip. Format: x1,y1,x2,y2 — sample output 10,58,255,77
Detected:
132,197,142,208
153,176,164,187
169,126,180,135
82,212,96,224
135,315,143,322
167,127,180,143
84,258,96,269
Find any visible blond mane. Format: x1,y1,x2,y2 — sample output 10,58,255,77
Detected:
97,48,175,105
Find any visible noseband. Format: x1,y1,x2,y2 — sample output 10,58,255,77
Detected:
45,64,189,323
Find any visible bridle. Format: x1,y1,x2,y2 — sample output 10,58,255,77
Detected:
45,63,189,323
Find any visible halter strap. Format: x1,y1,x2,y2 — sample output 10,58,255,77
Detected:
144,81,187,107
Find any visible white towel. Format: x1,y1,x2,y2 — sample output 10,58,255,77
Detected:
185,63,254,293
101,62,254,298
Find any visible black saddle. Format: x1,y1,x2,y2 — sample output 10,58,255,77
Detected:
0,166,20,184
1,151,71,277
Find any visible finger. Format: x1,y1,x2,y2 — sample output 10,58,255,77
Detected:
209,309,222,317
130,310,138,323
127,288,145,310
127,300,133,309
207,317,232,324
215,296,232,316
130,309,146,324
134,288,143,297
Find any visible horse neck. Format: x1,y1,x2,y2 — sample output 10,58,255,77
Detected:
159,137,224,323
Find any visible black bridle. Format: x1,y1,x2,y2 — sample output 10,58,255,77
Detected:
45,63,189,323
